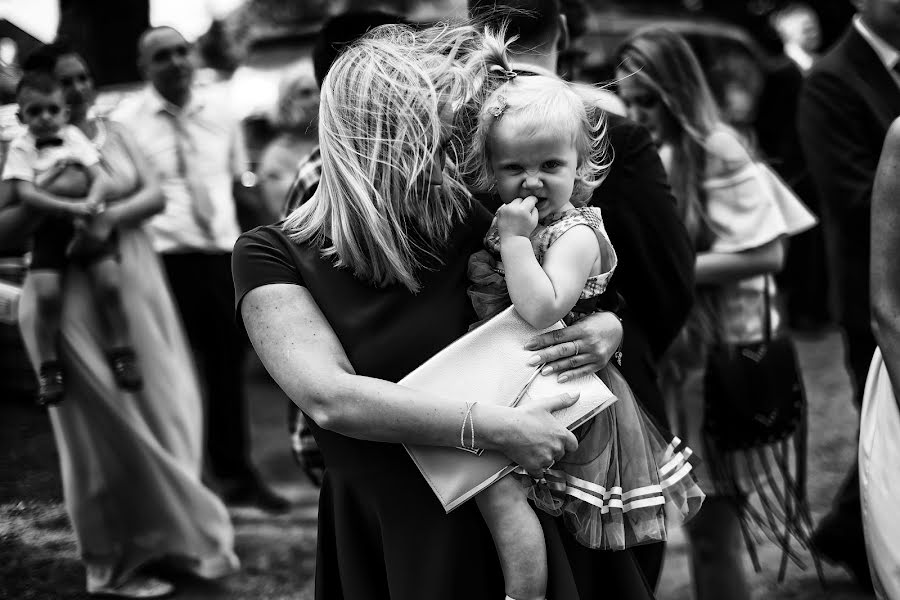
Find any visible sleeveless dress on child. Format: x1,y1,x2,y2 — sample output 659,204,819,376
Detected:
468,205,705,551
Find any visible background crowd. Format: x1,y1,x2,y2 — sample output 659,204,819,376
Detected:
0,0,898,598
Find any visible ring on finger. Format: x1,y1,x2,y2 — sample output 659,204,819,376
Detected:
572,340,580,357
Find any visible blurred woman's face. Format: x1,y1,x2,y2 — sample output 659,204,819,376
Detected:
54,54,95,124
615,69,675,146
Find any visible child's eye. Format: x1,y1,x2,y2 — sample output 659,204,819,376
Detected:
543,161,562,169
502,164,522,172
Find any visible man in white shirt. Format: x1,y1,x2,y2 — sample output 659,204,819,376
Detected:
116,25,288,512
797,0,900,591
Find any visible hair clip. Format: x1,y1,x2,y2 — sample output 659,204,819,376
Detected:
489,65,517,80
487,95,508,118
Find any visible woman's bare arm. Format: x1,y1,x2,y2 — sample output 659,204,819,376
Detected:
695,238,785,286
871,119,900,408
100,125,164,227
241,282,578,474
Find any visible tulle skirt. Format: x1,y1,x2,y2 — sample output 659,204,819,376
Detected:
520,364,705,551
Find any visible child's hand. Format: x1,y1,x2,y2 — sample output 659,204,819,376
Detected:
497,196,538,239
67,200,96,218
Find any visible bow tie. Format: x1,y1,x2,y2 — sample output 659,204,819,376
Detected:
35,137,64,150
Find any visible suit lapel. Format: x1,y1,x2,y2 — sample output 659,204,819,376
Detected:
842,28,900,128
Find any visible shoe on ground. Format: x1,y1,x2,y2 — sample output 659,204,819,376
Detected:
37,361,65,407
221,478,292,513
811,523,874,592
108,348,143,392
88,575,174,598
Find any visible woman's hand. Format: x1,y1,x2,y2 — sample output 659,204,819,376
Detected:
524,311,623,381
497,196,538,239
489,392,579,478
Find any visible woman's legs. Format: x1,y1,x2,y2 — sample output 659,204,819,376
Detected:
475,476,547,600
685,496,751,600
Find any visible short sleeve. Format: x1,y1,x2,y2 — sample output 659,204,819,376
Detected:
62,125,100,167
232,226,306,324
1,140,35,182
702,129,816,253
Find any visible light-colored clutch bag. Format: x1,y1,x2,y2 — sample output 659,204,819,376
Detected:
400,306,617,513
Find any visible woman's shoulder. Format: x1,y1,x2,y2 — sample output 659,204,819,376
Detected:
236,223,299,255
887,117,900,146
704,127,753,177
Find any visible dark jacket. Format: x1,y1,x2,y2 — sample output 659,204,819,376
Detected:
797,25,900,336
590,114,695,427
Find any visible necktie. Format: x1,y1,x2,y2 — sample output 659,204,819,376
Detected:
162,110,216,239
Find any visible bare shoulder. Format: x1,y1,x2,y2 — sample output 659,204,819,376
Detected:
886,117,900,148
705,128,752,176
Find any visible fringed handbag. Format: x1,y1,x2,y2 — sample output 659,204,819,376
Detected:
703,277,825,584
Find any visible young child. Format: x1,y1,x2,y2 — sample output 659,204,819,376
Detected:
461,48,705,600
2,72,142,406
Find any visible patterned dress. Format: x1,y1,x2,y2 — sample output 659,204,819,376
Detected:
468,206,705,550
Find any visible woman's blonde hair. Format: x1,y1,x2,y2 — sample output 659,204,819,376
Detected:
614,27,729,249
282,24,477,292
459,30,612,206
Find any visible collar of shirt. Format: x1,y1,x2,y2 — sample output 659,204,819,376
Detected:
854,15,899,73
144,84,204,120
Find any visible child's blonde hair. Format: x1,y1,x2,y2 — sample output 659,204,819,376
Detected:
460,31,613,206
282,23,478,293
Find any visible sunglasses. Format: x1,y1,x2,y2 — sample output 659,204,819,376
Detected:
23,103,63,119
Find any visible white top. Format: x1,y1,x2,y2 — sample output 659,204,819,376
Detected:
113,86,247,253
854,15,900,89
2,125,99,183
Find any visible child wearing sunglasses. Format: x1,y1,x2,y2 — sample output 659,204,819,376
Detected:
2,72,142,406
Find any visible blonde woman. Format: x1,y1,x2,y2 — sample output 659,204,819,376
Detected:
234,23,653,600
615,28,814,600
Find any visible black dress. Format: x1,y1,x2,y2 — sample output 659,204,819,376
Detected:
232,202,655,600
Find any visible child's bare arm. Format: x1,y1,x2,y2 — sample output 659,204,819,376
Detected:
14,180,93,217
498,198,599,329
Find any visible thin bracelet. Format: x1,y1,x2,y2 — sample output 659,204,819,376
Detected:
460,401,479,454
613,314,624,367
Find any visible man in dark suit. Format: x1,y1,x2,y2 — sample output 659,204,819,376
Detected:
470,0,696,593
797,0,900,589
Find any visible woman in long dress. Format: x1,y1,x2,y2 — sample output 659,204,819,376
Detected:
614,28,817,600
6,47,238,598
861,116,900,599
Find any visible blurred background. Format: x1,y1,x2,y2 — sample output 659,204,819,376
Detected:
0,0,854,171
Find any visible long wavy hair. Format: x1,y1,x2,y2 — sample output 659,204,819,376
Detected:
615,27,726,250
282,24,478,292
458,29,613,206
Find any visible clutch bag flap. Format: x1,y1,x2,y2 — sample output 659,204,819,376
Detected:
401,306,618,513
